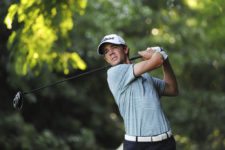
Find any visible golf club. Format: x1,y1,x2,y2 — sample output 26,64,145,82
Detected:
13,55,141,110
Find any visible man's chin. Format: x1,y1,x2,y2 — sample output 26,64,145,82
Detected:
111,61,123,66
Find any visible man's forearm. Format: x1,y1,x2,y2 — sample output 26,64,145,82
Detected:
134,51,164,77
162,59,179,96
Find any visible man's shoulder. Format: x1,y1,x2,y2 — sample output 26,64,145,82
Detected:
107,64,135,85
108,64,132,74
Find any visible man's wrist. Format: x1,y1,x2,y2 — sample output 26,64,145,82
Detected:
160,51,168,60
151,47,168,60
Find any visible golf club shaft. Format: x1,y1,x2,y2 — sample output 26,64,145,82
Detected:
22,55,141,95
22,65,109,95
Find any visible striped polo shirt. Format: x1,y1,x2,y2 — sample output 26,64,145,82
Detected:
107,64,171,136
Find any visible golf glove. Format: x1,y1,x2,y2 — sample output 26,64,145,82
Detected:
151,46,168,60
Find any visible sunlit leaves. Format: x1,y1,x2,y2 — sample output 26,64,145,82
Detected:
4,4,18,29
4,0,87,76
55,52,86,75
184,0,204,10
59,4,73,37
77,0,87,15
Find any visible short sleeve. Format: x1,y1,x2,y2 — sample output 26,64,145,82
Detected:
107,64,135,94
152,77,165,95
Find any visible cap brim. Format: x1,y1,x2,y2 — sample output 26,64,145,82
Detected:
97,42,107,55
97,41,126,55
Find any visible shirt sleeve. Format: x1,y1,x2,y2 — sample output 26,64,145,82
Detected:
107,64,135,94
152,77,166,95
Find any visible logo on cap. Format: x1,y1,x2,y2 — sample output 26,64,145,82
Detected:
102,37,115,42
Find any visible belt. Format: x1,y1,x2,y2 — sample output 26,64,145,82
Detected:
125,130,172,142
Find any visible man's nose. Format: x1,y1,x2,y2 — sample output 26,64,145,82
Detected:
108,48,115,55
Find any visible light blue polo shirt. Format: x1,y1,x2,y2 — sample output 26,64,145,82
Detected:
107,64,171,136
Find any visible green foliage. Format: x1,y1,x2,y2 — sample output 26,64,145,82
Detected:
4,0,87,76
0,114,99,149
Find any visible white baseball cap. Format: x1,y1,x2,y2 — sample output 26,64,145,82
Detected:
97,34,126,55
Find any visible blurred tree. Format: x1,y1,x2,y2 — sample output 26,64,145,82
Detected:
4,0,87,76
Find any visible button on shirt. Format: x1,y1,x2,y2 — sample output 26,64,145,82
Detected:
107,64,171,136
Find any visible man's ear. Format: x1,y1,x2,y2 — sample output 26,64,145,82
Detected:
124,46,129,55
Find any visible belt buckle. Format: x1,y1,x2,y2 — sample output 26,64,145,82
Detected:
137,136,152,142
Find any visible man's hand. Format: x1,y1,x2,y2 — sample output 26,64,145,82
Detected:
138,47,165,60
151,47,168,60
134,47,164,77
138,47,155,60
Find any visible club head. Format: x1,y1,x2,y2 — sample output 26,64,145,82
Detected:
13,91,23,110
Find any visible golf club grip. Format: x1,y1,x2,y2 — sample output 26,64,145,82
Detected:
129,55,141,61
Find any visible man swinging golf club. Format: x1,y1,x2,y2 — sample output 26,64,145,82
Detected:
97,34,179,150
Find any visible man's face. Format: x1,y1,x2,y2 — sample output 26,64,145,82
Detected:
102,43,128,66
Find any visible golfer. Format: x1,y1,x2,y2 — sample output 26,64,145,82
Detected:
97,34,178,150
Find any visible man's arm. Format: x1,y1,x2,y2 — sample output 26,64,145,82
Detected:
162,59,179,96
133,48,164,77
133,47,179,96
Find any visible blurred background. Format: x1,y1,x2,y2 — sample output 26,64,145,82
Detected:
0,0,225,149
